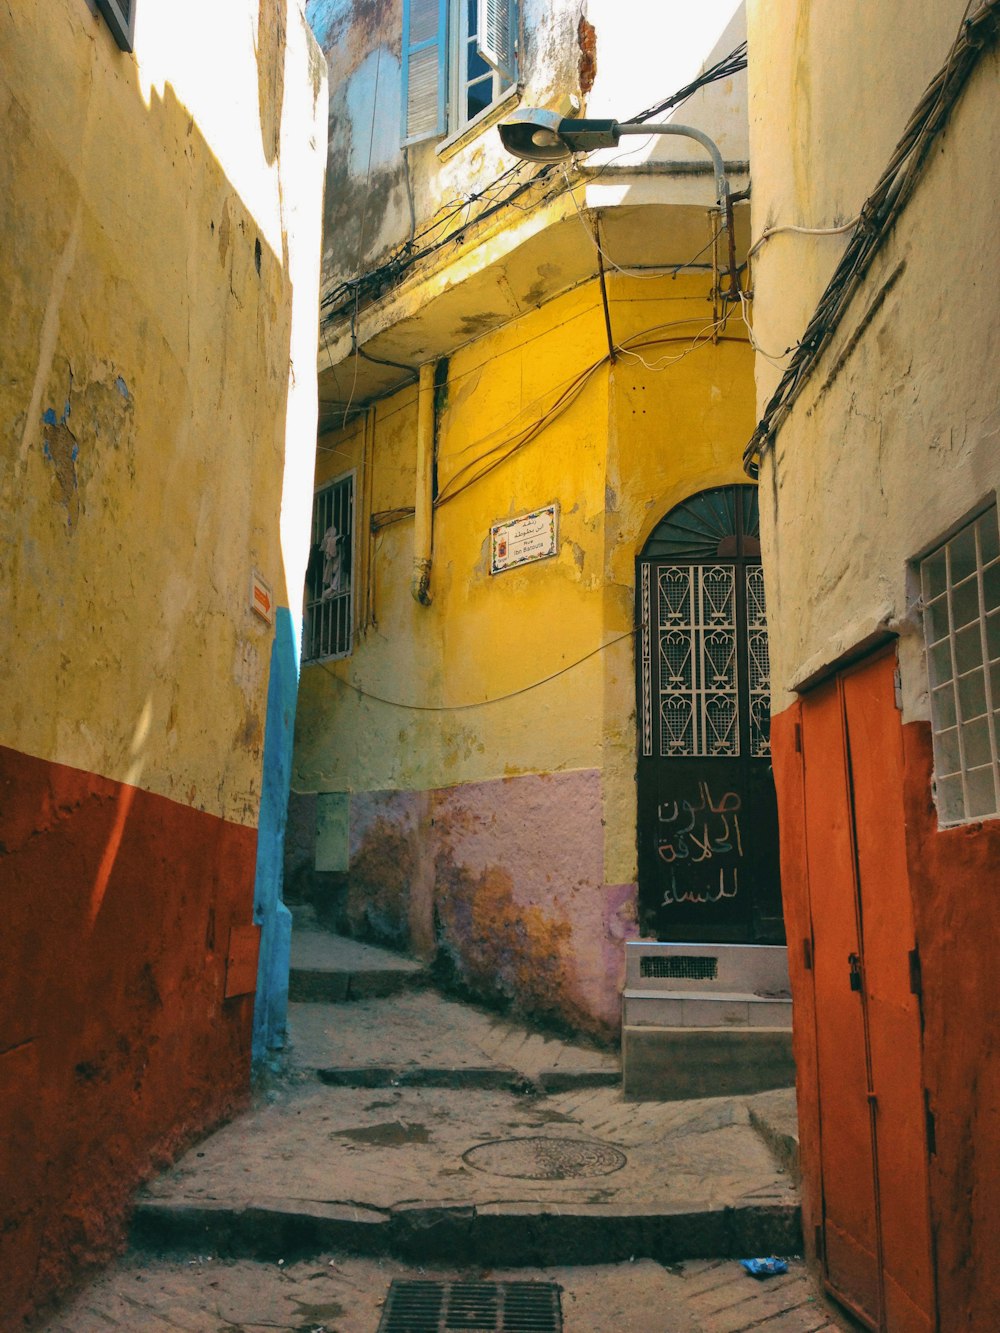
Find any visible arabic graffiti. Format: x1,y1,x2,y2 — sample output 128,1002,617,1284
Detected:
662,867,740,906
656,781,744,866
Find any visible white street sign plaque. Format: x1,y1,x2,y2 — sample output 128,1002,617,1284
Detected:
490,503,559,575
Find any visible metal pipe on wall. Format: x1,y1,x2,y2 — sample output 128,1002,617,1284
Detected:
411,361,435,605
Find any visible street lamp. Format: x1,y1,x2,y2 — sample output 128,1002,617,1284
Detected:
498,108,728,206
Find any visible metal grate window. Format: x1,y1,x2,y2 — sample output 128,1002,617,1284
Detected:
920,504,1000,824
304,473,354,662
640,955,718,980
656,564,739,757
746,565,771,757
378,1280,562,1332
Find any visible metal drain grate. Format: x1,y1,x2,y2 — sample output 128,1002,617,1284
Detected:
377,1280,562,1332
640,954,718,980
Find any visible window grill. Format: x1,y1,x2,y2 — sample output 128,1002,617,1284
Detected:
639,485,770,760
640,955,718,980
920,504,1000,824
304,473,354,662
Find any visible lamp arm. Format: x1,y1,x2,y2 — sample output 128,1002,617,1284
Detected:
616,123,727,204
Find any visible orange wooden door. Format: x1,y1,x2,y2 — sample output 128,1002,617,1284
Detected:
801,651,935,1331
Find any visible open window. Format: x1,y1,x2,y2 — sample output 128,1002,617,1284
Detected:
402,0,518,145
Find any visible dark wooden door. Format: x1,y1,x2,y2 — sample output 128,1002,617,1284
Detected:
636,487,783,943
801,650,935,1332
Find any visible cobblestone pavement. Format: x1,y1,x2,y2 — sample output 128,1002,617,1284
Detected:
45,1253,852,1332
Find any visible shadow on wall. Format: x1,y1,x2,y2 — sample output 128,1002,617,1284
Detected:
0,38,299,1330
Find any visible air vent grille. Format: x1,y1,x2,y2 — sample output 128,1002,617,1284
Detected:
640,955,718,980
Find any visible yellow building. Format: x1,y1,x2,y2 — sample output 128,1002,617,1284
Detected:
0,2,325,1323
292,1,793,1061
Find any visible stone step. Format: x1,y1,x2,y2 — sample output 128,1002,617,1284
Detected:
625,941,791,995
288,927,428,1002
747,1087,801,1184
130,1195,801,1268
623,1026,795,1102
623,988,793,1030
313,1065,621,1093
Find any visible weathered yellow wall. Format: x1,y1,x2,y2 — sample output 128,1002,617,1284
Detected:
295,271,755,885
746,0,1000,715
1,0,327,824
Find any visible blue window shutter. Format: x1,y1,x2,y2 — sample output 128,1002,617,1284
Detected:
477,0,517,85
402,0,448,145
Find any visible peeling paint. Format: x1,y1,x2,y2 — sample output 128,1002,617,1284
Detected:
577,15,597,96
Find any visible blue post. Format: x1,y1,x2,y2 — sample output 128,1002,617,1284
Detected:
251,606,299,1065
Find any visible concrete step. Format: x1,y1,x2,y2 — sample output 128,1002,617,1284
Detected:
625,941,791,996
130,1194,800,1269
288,926,428,1002
623,1026,795,1102
623,988,793,1030
747,1087,801,1184
130,1079,799,1268
314,1064,621,1093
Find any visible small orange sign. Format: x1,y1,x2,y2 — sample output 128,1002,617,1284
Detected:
250,571,274,625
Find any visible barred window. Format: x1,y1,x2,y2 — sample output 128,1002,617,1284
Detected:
304,474,355,662
920,504,1000,824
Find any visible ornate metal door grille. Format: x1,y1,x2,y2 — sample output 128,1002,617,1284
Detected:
636,485,782,944
640,509,770,761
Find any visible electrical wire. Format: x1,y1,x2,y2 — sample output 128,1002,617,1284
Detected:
316,625,639,711
318,40,751,330
744,0,999,476
747,217,861,260
736,292,796,367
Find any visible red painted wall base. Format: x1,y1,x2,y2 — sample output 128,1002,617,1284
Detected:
0,744,259,1329
773,698,1000,1332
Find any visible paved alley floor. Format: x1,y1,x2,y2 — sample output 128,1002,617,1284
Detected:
43,928,830,1330
46,1253,850,1332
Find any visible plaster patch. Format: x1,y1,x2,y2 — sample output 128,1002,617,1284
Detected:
345,50,401,177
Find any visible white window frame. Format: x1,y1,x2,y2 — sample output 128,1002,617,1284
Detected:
449,0,515,137
402,0,517,147
304,470,356,664
919,501,1000,825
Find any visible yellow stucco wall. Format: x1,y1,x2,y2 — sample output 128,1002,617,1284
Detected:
1,1,327,824
294,271,756,884
746,0,1000,716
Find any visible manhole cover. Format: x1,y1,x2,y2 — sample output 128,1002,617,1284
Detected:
377,1279,562,1332
462,1135,627,1180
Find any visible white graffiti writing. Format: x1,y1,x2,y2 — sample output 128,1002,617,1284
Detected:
661,867,740,906
657,782,743,865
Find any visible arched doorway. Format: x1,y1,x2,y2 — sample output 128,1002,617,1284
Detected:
635,485,783,943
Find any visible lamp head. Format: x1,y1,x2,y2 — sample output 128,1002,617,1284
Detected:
498,109,622,162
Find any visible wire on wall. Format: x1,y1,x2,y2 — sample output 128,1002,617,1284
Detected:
318,41,751,335
317,625,640,712
743,0,1000,477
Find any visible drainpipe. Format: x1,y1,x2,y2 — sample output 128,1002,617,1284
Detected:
411,361,435,605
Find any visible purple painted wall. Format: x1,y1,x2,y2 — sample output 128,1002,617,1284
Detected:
336,769,637,1040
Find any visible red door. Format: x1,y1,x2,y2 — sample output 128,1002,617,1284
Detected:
800,650,935,1332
